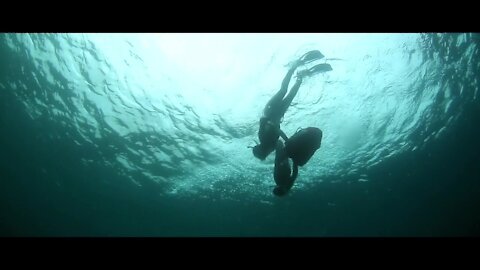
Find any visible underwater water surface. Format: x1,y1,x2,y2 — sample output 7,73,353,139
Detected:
0,33,479,236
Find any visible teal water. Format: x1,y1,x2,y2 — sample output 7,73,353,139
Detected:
0,33,479,236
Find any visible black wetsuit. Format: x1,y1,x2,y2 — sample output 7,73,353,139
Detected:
257,65,303,159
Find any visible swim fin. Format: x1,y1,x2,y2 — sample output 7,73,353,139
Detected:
298,50,325,65
285,50,325,69
308,63,332,74
298,63,333,78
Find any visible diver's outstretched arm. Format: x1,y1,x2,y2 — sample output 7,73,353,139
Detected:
291,162,298,181
279,128,289,142
287,162,299,190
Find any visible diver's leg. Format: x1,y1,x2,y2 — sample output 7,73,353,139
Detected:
275,51,321,103
264,65,299,115
279,77,303,116
280,64,299,94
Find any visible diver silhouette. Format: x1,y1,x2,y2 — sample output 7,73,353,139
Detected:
252,50,332,161
250,50,332,196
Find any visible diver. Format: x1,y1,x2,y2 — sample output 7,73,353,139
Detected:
273,127,323,196
273,139,298,196
252,50,332,161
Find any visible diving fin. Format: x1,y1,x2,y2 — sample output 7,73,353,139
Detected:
298,50,325,65
297,63,333,79
285,50,325,69
308,63,332,74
